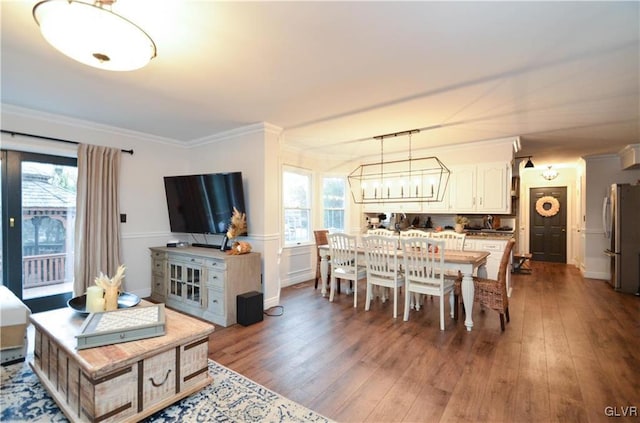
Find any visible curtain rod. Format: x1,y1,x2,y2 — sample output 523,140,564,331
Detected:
1,129,134,155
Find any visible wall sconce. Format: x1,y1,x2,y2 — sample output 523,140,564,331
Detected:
542,166,558,180
515,156,535,168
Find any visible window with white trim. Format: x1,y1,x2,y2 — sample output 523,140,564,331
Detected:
283,167,311,245
322,176,346,232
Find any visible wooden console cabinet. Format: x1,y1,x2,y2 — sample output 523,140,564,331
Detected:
149,247,262,327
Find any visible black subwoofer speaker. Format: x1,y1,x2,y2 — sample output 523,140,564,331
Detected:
236,291,263,326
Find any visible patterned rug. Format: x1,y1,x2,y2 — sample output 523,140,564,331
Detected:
0,358,333,423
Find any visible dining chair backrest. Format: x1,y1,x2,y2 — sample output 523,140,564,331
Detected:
367,228,396,237
470,238,516,331
314,229,329,247
400,237,452,329
363,234,404,318
400,237,446,288
496,238,516,285
399,229,429,238
313,229,330,289
327,233,360,277
427,230,466,250
362,235,400,280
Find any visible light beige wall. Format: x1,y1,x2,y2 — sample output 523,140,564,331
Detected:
1,105,190,298
187,123,283,308
518,162,580,266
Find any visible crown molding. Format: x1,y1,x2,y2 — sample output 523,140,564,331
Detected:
187,122,284,148
1,103,184,147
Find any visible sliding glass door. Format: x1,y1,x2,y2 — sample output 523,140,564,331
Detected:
1,150,77,312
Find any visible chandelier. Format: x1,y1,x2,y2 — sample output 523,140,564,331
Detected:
348,129,450,204
33,0,157,71
542,165,558,180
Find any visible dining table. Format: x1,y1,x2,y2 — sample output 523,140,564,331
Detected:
318,243,490,332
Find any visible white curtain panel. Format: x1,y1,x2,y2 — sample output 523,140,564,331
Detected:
74,144,122,296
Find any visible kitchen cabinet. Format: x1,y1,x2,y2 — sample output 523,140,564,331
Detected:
450,165,476,211
361,161,511,214
363,200,421,213
450,163,511,214
149,247,261,327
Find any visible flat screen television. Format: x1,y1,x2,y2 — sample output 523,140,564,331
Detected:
163,172,247,237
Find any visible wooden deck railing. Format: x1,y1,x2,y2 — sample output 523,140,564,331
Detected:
23,253,67,288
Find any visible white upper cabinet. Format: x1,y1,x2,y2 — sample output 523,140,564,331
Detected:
449,162,511,214
361,161,511,214
477,162,510,213
450,165,477,211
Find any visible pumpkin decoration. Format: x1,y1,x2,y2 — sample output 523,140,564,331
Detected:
228,241,252,255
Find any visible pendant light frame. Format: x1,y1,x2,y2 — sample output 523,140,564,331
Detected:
348,129,450,204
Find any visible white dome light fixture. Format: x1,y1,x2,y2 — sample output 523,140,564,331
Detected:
33,0,157,71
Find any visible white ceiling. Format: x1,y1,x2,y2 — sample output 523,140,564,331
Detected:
1,1,638,165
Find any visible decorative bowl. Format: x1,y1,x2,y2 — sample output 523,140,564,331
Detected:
67,292,140,316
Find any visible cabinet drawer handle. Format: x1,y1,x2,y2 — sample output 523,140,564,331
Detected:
150,369,172,387
212,299,218,303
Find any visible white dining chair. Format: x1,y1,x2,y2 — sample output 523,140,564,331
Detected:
426,230,466,250
400,237,453,330
427,231,466,313
363,235,404,319
366,228,396,236
327,233,367,307
399,229,430,238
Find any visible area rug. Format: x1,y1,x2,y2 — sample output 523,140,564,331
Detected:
1,358,333,423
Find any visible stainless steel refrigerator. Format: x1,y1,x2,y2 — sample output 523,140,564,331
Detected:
603,183,640,295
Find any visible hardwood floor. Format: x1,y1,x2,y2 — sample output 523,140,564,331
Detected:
208,262,640,422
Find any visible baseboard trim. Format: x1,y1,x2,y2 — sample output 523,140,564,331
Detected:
582,270,609,280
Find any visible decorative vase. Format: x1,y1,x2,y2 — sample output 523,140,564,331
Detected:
455,223,464,233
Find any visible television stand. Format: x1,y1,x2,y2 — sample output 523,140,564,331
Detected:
149,247,262,327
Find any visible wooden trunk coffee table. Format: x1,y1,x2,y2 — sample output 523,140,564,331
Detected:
29,301,215,423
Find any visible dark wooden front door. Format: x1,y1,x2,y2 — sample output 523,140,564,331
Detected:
530,186,567,263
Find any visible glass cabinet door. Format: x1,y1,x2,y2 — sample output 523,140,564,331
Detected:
185,266,201,305
168,261,201,306
169,262,183,299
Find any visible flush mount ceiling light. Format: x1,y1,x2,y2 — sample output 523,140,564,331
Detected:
33,0,157,71
348,129,450,204
542,165,559,180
